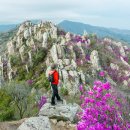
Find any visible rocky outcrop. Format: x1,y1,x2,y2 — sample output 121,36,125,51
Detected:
17,101,79,130
0,20,91,92
39,102,80,122
50,119,75,130
42,32,49,48
0,20,130,93
90,50,101,70
50,44,58,63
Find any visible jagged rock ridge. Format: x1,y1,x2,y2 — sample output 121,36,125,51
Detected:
0,20,130,94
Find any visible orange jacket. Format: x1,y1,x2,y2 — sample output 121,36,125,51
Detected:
49,70,59,85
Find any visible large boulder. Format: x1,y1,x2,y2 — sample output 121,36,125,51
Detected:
24,29,30,39
7,41,15,55
50,24,57,39
61,69,69,83
90,50,101,70
63,59,70,66
50,44,58,63
65,32,71,42
42,32,49,48
17,116,52,130
56,45,64,58
39,102,80,122
71,59,77,69
110,63,119,70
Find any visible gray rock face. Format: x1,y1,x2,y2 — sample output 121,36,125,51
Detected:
17,116,52,130
56,44,64,58
24,29,30,39
26,38,35,47
50,45,58,63
50,24,57,39
90,50,101,70
7,41,15,55
71,59,77,69
65,32,71,42
39,103,80,122
19,45,25,62
36,31,43,42
120,56,130,67
64,59,70,66
110,63,119,70
61,69,69,83
42,32,49,48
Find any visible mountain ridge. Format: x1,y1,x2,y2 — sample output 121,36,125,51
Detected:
58,20,130,44
0,20,130,129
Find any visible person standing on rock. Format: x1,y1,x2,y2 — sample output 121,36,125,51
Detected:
48,64,63,105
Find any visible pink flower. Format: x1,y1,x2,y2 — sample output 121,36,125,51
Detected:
77,80,130,130
103,93,111,101
79,85,83,92
102,82,111,90
96,87,103,93
77,121,87,130
88,90,94,95
99,71,105,77
94,80,102,86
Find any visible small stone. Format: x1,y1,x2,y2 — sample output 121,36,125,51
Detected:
68,124,76,130
56,121,65,127
50,119,57,125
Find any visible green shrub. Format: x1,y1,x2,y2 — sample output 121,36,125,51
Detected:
32,48,47,66
0,90,14,121
25,70,34,80
34,73,50,90
24,93,39,117
4,81,32,119
10,54,21,67
60,87,68,96
16,67,26,81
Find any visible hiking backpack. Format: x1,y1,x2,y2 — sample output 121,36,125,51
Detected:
48,73,54,82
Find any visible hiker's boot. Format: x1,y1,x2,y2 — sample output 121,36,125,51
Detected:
51,102,56,106
57,99,63,103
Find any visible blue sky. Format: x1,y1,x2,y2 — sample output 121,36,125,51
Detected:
0,0,130,29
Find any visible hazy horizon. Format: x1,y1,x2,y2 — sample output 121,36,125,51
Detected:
0,0,130,30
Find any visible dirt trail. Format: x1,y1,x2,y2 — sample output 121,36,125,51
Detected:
0,118,26,130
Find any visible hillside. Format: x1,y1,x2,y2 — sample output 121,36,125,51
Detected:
58,20,130,44
0,21,130,130
0,28,18,54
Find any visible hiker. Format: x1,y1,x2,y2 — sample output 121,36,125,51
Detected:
48,64,63,105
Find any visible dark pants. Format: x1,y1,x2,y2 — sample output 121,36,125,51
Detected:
51,84,61,104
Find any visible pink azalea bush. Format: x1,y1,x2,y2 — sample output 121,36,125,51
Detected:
27,79,33,86
77,80,130,130
99,71,105,77
38,96,47,109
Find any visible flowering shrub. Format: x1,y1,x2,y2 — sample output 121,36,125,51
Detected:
123,56,129,63
27,79,33,86
77,80,130,130
85,54,90,61
99,71,105,77
38,96,47,109
105,66,129,85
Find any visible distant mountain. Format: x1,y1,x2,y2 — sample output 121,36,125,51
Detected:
0,24,17,32
58,20,130,44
